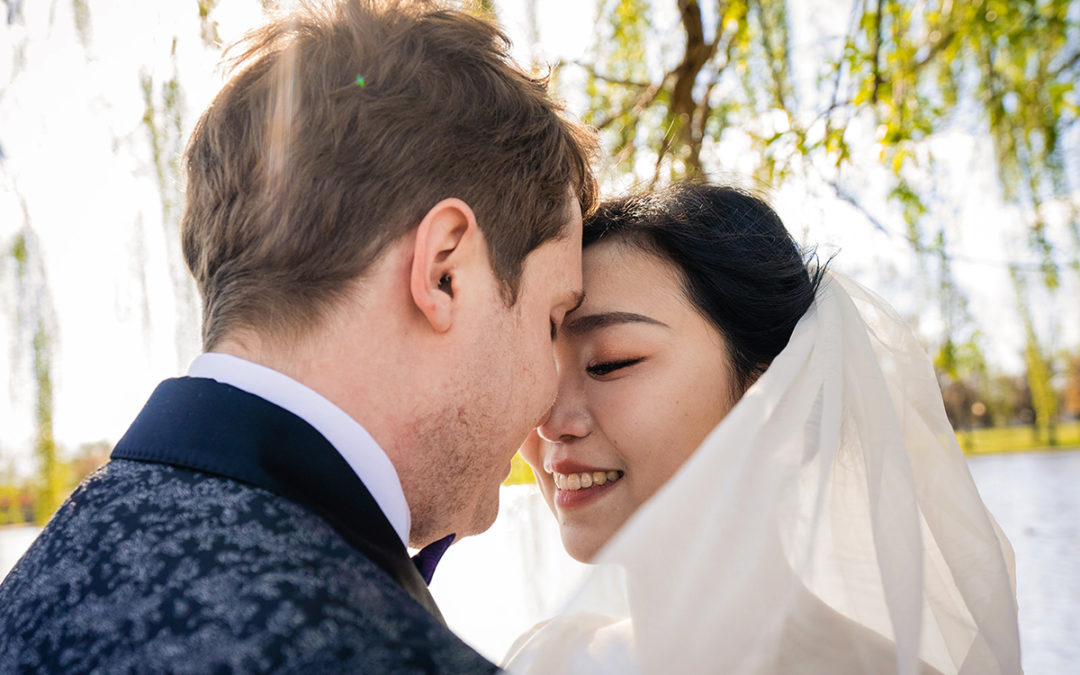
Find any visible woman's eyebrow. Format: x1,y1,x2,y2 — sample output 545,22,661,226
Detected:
563,311,668,336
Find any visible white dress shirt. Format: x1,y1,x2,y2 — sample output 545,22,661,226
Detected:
188,352,411,547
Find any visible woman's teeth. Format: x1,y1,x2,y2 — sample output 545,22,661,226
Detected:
553,470,623,491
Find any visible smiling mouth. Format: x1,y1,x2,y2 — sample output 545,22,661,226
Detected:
552,470,624,491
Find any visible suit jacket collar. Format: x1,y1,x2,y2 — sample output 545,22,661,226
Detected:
111,377,443,620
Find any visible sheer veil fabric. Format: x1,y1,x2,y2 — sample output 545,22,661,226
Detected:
504,272,1021,674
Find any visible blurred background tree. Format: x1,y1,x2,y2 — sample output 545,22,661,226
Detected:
1066,350,1080,419
559,0,1078,445
8,228,64,525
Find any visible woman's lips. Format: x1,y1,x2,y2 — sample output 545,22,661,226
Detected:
548,460,612,475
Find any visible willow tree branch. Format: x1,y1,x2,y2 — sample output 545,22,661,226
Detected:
649,115,679,190
592,70,674,130
871,0,883,104
573,60,653,89
752,0,787,111
828,178,892,236
911,28,956,72
1052,49,1080,77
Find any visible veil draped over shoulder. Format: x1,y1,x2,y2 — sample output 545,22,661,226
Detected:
504,272,1022,674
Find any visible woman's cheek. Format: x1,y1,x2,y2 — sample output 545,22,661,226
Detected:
520,430,559,505
518,429,543,468
594,375,687,495
589,378,656,457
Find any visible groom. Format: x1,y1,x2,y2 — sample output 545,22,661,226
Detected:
0,0,594,671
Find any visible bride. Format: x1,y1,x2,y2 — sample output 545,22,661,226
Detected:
503,183,1022,674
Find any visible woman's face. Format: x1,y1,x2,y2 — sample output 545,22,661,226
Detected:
521,240,737,562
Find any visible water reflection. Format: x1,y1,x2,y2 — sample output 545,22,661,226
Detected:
967,449,1080,675
0,526,38,580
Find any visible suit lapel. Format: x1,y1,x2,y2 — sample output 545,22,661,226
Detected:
111,377,442,621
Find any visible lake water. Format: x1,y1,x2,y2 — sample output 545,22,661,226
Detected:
1,450,1076,673
966,449,1080,675
0,525,38,581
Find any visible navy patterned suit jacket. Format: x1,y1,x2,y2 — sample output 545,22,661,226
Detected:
0,378,496,674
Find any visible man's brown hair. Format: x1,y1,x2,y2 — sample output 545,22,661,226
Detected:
182,0,597,350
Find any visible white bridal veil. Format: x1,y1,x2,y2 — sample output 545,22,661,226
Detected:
504,272,1022,674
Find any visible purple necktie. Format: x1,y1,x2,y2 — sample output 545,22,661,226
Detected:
412,533,455,585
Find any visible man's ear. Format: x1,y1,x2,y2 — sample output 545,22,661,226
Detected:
409,198,479,333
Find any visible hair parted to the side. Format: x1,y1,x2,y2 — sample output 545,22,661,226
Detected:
583,182,827,398
182,0,598,350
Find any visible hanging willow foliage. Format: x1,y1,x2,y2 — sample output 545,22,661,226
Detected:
568,0,1077,438
575,0,1077,254
10,228,65,524
139,37,201,367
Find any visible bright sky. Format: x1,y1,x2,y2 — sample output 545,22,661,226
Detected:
1,0,1076,473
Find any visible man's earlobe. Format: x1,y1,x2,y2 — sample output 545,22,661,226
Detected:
409,198,476,332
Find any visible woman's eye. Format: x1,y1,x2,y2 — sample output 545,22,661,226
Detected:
586,358,643,377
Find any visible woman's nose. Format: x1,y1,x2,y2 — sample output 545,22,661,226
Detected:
537,388,591,443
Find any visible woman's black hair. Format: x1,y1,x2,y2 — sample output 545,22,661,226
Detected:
583,182,826,396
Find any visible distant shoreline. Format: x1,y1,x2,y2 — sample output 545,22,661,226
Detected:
963,444,1080,457
0,524,40,532
957,420,1080,456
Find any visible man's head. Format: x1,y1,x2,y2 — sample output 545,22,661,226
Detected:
181,0,596,546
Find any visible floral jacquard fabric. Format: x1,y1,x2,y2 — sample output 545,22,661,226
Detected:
0,460,496,674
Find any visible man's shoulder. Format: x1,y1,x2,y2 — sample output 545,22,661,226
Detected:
0,460,495,674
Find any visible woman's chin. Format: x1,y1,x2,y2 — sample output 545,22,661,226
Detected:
560,526,610,563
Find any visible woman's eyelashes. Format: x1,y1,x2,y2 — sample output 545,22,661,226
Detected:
586,357,644,378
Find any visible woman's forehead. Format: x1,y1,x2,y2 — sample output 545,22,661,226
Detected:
581,241,686,311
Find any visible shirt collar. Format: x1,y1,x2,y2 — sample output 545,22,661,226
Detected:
188,352,411,547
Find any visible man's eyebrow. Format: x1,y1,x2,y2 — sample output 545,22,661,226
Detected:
563,311,667,336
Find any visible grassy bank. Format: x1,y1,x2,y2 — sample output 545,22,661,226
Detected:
958,421,1080,456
